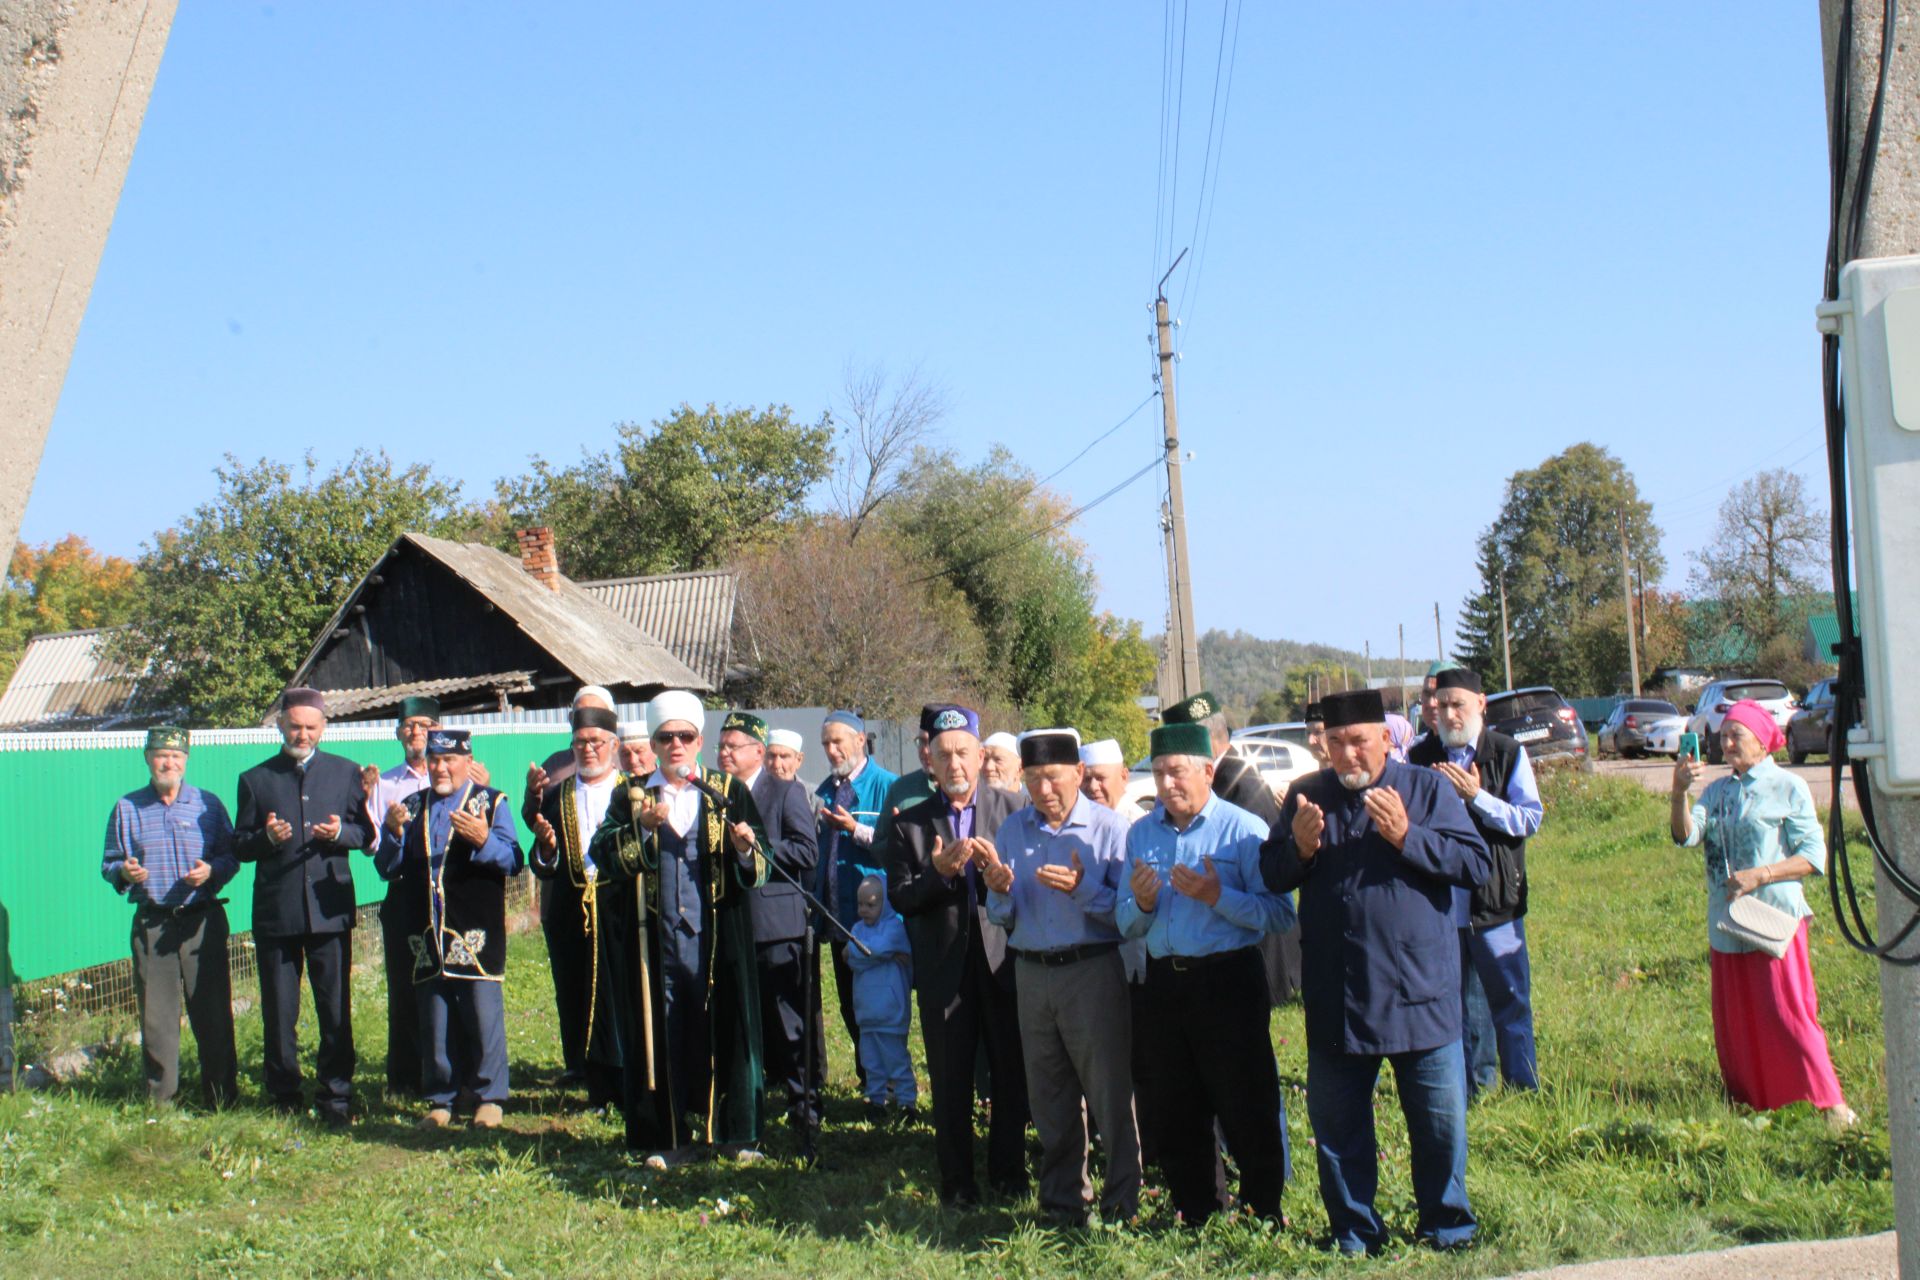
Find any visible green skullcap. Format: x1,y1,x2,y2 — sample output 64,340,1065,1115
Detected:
1161,691,1221,725
721,711,769,745
1150,722,1213,760
398,695,441,722
145,725,190,754
1426,659,1464,678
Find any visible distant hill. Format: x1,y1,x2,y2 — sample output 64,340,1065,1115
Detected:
1183,629,1431,715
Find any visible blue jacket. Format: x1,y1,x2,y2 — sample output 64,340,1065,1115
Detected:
816,759,899,922
1262,760,1490,1056
847,911,912,1033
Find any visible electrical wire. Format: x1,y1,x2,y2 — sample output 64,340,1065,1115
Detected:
1176,0,1245,343
1818,0,1920,962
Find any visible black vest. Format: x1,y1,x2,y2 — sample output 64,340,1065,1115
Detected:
1408,728,1528,929
396,782,511,981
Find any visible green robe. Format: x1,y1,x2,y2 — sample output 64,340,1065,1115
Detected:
588,766,768,1152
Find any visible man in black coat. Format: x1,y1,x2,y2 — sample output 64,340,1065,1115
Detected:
234,687,372,1125
715,712,822,1136
885,704,1029,1209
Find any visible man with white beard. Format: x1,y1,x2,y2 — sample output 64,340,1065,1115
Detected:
1261,689,1490,1256
1407,668,1543,1096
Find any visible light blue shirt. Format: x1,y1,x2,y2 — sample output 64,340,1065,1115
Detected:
985,794,1128,952
1678,758,1826,954
1117,792,1293,958
1444,741,1544,839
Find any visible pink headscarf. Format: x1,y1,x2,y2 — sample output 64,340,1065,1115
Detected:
1385,712,1415,763
1722,699,1785,755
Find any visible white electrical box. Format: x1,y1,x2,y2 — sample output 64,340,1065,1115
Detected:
1818,256,1920,794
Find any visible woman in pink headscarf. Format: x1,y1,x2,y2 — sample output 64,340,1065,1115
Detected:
1669,699,1855,1126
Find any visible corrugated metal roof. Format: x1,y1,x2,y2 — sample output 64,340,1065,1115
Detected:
0,628,149,731
292,534,710,697
315,671,538,719
578,569,737,689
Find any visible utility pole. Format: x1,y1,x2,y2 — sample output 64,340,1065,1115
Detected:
1823,7,1920,1273
1619,512,1642,695
1635,560,1650,650
1434,602,1445,662
1498,571,1514,693
1398,624,1408,714
1364,641,1373,690
1155,252,1202,703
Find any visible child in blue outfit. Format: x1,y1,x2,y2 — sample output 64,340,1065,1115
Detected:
848,875,917,1123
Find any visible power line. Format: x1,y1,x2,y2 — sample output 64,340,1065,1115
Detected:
1032,391,1159,491
1175,0,1245,336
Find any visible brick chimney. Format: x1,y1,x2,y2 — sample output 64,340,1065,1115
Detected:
515,526,562,591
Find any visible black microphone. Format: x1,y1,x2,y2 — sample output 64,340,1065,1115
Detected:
674,763,729,806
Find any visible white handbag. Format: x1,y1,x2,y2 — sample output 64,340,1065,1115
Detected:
1713,893,1799,959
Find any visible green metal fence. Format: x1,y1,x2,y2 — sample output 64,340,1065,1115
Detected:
0,723,570,989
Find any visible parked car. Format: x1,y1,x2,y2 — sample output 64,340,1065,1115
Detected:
1597,698,1688,759
1485,686,1591,768
1121,734,1317,817
1787,677,1840,765
1684,678,1797,764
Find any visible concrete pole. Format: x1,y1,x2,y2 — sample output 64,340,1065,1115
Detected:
1620,512,1642,695
1821,4,1920,1275
0,0,176,564
1498,571,1514,693
1156,291,1203,702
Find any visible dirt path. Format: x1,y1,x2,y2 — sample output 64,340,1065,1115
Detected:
1595,756,1859,811
1503,1231,1894,1279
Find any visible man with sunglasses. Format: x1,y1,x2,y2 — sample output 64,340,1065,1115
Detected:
590,690,769,1166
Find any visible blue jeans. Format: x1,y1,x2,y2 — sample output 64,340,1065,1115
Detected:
1460,934,1498,1096
1463,920,1538,1092
1306,1042,1475,1254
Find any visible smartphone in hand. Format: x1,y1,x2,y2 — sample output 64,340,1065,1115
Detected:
1679,732,1700,761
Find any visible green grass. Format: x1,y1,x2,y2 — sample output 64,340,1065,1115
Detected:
0,772,1895,1277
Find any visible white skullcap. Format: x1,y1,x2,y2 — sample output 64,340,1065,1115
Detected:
983,732,1019,754
768,728,804,751
1080,738,1125,767
645,690,706,737
618,720,649,743
572,685,616,709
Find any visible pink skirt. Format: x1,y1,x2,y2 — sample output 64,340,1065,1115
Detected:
1709,919,1845,1110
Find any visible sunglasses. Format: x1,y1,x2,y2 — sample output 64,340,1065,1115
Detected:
652,730,699,746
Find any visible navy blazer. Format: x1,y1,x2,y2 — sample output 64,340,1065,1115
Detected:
747,770,821,945
1261,760,1490,1056
234,749,373,937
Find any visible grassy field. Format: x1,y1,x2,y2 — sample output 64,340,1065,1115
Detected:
0,772,1896,1278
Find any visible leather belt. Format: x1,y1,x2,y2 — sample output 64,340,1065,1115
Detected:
1012,940,1121,968
1147,944,1256,975
135,896,225,922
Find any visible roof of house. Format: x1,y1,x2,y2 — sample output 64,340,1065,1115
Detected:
578,568,737,689
0,627,150,731
1806,612,1844,661
291,533,709,696
313,671,539,720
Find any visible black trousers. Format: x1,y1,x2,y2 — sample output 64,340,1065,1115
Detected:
757,939,816,1127
1141,946,1285,1225
919,948,1029,1202
379,893,420,1094
544,919,595,1076
257,931,355,1115
829,938,867,1088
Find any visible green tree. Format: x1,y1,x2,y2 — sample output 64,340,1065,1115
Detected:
1687,468,1831,660
1039,614,1157,760
0,536,142,688
114,451,473,725
494,402,834,579
1455,443,1663,695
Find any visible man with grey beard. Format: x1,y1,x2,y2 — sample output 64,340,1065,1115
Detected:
1261,689,1490,1256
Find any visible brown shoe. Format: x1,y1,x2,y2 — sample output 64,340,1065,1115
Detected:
473,1103,504,1129
421,1108,453,1129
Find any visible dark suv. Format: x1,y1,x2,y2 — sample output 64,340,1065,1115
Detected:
1485,686,1591,769
1787,677,1839,764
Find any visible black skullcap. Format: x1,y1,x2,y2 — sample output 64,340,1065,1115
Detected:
1321,689,1386,728
1304,702,1326,724
1018,729,1082,768
1433,668,1483,695
571,706,620,734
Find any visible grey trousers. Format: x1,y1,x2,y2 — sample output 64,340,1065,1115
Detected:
1015,948,1141,1221
131,906,238,1107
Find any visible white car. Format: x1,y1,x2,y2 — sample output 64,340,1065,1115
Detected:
1120,735,1318,818
1684,678,1798,764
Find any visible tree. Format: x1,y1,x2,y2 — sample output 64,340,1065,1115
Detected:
493,402,834,580
114,452,473,725
1455,443,1664,695
729,517,987,720
1029,614,1158,761
1687,468,1831,659
827,362,948,541
0,536,142,688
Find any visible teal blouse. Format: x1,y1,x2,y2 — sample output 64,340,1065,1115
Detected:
1676,759,1826,954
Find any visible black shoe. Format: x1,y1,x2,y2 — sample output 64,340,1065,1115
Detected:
556,1068,587,1088
320,1108,352,1131
863,1101,888,1126
890,1104,920,1128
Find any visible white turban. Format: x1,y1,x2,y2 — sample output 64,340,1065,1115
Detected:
1080,738,1126,767
645,690,706,737
768,728,804,751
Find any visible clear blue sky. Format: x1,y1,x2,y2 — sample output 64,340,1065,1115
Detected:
24,2,1832,667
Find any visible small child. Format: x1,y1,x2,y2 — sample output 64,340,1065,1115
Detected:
847,875,917,1122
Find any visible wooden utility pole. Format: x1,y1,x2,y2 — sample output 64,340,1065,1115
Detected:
1156,251,1202,702
1822,7,1920,1273
1433,602,1444,661
1364,640,1373,690
1635,560,1650,649
1619,512,1641,694
1498,571,1514,693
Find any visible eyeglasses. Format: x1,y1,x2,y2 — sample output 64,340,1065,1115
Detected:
653,730,699,746
572,737,614,753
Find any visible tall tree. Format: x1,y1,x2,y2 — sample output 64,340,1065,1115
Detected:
0,536,142,687
1455,443,1663,694
1687,468,1831,659
493,402,834,580
827,363,948,541
114,452,472,725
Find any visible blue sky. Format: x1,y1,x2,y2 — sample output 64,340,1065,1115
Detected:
26,2,1832,665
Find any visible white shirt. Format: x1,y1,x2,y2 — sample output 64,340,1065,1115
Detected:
644,769,702,838
573,769,619,877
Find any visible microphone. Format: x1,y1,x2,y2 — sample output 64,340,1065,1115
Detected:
674,763,729,807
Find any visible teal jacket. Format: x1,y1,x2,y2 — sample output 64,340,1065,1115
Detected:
816,758,899,921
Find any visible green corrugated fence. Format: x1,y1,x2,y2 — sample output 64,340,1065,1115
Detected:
0,723,570,986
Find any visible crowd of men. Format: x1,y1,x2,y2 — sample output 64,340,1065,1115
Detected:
99,665,1545,1253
